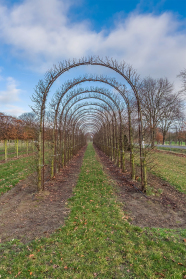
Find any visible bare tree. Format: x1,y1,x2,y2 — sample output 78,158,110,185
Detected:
178,69,186,93
139,77,182,147
158,98,183,144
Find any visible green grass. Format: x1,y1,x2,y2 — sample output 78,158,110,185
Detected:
156,141,186,146
0,142,34,161
125,146,186,194
0,144,53,196
0,143,186,278
0,155,37,196
157,146,186,155
150,152,186,194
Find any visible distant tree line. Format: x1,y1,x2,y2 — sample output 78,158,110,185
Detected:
138,75,185,146
1,72,185,147
0,112,37,141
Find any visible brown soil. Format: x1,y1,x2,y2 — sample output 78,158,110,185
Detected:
1,144,186,245
0,146,86,243
95,146,186,229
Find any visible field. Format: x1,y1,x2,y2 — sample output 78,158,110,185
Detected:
0,139,57,197
157,146,186,154
149,151,186,193
123,145,186,194
0,140,35,161
156,141,186,146
0,155,36,196
0,144,186,278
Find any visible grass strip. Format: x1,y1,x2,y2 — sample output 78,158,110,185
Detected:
0,144,34,161
0,148,52,196
157,146,186,154
156,142,186,146
149,152,186,194
125,147,186,194
0,156,36,196
0,143,186,278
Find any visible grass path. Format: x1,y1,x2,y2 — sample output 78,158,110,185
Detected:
0,143,186,278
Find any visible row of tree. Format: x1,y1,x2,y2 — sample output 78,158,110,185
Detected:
0,112,37,140
1,76,185,146
1,57,186,192
138,76,184,147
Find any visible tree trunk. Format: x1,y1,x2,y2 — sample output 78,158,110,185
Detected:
37,128,42,191
128,110,135,180
151,127,155,148
162,132,166,145
27,139,29,155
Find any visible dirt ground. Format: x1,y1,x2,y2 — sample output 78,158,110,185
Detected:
1,145,186,245
95,146,186,229
0,146,86,243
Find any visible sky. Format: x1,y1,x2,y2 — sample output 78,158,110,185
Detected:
0,0,186,116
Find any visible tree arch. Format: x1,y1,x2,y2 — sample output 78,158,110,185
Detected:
32,57,146,192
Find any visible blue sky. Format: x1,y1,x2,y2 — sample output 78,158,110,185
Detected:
0,0,186,116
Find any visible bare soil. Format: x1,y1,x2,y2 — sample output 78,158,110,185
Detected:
1,144,186,245
0,146,86,243
95,146,186,229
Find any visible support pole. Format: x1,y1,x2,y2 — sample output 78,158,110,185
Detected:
42,117,45,190
4,139,7,161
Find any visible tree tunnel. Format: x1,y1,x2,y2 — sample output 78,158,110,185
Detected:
32,56,147,192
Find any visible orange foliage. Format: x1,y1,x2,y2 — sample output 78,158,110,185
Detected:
155,130,163,143
0,112,37,140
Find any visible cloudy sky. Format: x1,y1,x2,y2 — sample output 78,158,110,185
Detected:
0,0,186,116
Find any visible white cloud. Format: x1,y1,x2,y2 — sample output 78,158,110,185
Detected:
1,104,26,117
0,0,186,91
0,77,21,104
0,76,25,116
